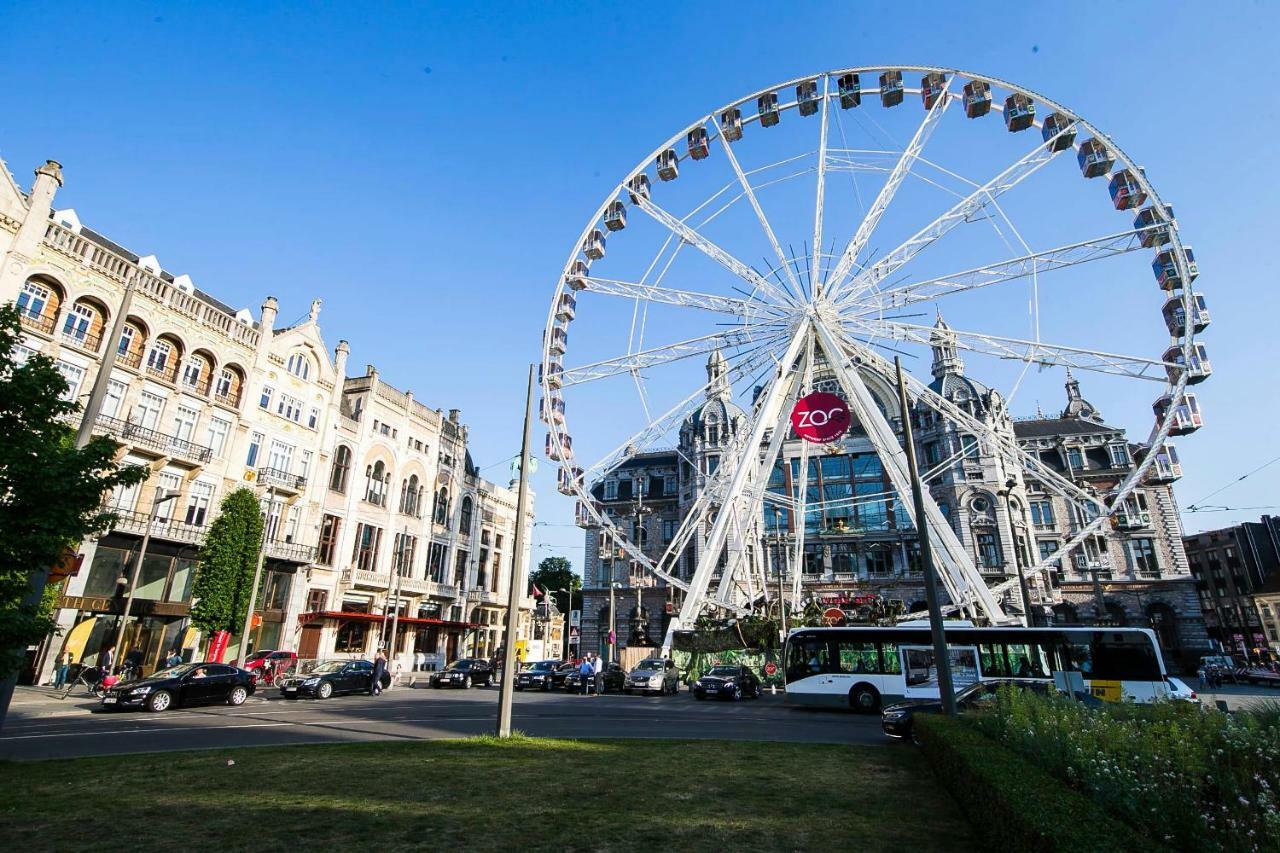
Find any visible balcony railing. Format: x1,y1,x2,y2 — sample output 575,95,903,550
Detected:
263,538,318,564
146,363,178,384
61,328,103,353
118,349,143,369
107,508,207,545
214,389,241,408
96,414,213,464
257,467,307,491
18,311,56,335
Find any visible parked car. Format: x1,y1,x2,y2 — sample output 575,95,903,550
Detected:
279,659,388,699
882,679,1066,741
690,664,761,701
430,658,494,689
515,661,564,691
1167,676,1199,704
550,662,577,690
625,658,681,695
564,662,626,694
101,662,256,713
238,650,298,682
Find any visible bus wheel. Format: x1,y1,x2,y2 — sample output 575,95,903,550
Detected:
850,684,880,714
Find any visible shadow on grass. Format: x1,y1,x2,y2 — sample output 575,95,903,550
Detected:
0,738,977,852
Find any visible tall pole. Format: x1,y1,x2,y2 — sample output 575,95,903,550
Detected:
112,487,176,672
608,582,617,666
895,358,956,715
387,525,407,656
1001,479,1037,627
496,364,535,738
237,485,274,665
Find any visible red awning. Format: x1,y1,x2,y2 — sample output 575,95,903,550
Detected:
298,610,483,630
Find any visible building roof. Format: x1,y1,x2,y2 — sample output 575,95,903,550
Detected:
1013,417,1121,439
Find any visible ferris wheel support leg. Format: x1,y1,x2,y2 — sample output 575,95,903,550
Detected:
662,324,808,652
811,319,1009,624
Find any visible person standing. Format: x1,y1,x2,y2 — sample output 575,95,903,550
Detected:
371,648,388,696
165,648,183,668
52,650,72,689
593,652,604,697
578,656,594,695
99,644,115,677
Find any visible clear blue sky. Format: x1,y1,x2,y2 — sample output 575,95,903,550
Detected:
3,1,1276,570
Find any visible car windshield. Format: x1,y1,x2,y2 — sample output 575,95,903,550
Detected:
707,666,739,677
145,663,197,680
247,650,273,660
528,662,556,673
311,661,349,674
446,660,473,671
635,660,663,671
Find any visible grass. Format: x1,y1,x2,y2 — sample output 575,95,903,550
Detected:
0,737,977,852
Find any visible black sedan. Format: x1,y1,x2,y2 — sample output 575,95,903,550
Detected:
690,665,762,701
431,658,494,689
515,661,567,691
100,662,256,713
564,663,626,694
881,679,1063,740
279,659,387,699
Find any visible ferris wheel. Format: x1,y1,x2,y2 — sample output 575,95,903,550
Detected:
540,66,1208,646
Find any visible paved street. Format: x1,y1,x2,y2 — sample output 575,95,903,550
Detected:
0,684,884,760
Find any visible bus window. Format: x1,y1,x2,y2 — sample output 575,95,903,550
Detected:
1091,633,1161,680
904,648,934,686
838,641,879,674
1006,644,1050,678
978,643,1010,677
787,638,833,679
1061,640,1094,675
878,643,902,674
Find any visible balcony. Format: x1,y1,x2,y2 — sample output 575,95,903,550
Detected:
18,310,56,335
466,589,503,606
263,538,318,564
118,349,143,370
214,389,242,408
146,363,179,384
95,414,213,464
257,467,307,493
349,569,457,599
61,328,103,353
108,508,207,546
1114,511,1151,530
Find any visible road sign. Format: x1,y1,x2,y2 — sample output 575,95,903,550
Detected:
790,392,851,444
570,609,581,627
763,662,778,676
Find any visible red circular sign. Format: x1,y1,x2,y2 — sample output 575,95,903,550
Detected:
763,662,778,676
791,392,851,444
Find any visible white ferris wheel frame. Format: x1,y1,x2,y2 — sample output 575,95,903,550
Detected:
539,65,1202,649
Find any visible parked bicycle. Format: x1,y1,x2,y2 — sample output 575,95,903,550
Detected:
59,665,105,700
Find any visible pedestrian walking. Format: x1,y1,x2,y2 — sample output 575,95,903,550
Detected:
371,648,388,696
164,648,183,668
578,656,594,695
593,652,604,697
99,645,115,676
52,650,72,689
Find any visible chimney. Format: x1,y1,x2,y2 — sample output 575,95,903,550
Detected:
255,297,279,363
449,409,460,424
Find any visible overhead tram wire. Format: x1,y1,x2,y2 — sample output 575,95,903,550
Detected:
1185,454,1280,511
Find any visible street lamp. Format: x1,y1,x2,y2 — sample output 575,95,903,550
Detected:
112,486,180,671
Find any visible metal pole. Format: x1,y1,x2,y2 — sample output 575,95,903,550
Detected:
895,358,956,715
496,364,535,738
608,583,616,666
1001,480,1037,627
112,487,174,671
237,485,274,665
388,525,407,657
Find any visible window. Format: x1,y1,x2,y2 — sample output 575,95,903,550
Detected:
1129,538,1159,575
146,340,173,374
172,405,199,443
960,434,979,460
459,495,473,531
259,385,274,410
63,303,94,342
317,515,341,566
786,638,834,679
1109,444,1130,467
665,477,677,496
352,523,383,572
17,280,52,319
427,542,448,583
976,532,1001,568
393,533,418,577
155,472,182,522
307,407,320,429
102,379,127,419
1038,540,1061,562
1030,500,1055,527
366,460,389,505
54,360,85,402
184,481,214,526
276,393,303,423
215,368,235,399
1066,447,1084,469
205,417,231,458
117,325,136,357
433,487,450,526
604,480,618,500
246,431,265,467
837,641,881,674
300,450,313,481
662,519,677,541
181,356,205,389
705,455,720,475
134,391,165,430
267,440,294,474
334,619,367,654
286,352,310,379
329,445,352,493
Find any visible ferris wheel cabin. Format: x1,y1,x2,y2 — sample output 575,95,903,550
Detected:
567,260,589,291
545,431,573,462
962,80,992,117
1153,247,1198,291
1163,343,1213,385
1077,138,1114,178
796,79,820,116
1134,205,1175,248
920,72,947,109
837,73,861,108
547,323,568,356
1003,93,1035,131
1108,169,1147,211
627,174,651,204
758,92,780,127
1042,112,1077,151
879,70,904,107
720,107,743,142
556,466,585,496
604,200,627,232
583,229,606,260
1148,444,1183,483
556,291,576,322
539,393,566,425
539,360,563,390
687,127,711,160
1162,292,1210,337
1153,392,1203,436
656,148,679,181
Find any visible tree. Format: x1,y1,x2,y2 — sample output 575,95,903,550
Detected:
190,488,263,642
530,556,581,617
0,304,147,678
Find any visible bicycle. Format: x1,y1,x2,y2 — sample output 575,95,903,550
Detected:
59,665,105,700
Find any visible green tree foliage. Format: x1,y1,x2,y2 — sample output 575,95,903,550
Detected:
530,556,580,615
191,487,263,637
0,304,146,677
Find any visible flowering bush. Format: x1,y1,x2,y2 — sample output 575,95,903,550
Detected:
969,689,1280,852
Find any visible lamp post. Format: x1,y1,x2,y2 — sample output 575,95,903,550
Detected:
112,486,180,672
998,477,1037,627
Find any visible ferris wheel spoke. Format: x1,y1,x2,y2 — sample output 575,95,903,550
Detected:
865,320,1173,381
824,77,954,298
858,227,1158,312
560,324,789,387
835,120,1077,309
577,276,778,318
810,74,832,295
631,194,800,308
715,119,807,302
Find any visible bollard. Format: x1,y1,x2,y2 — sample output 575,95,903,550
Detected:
770,684,777,696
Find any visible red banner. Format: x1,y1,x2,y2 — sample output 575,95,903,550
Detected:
208,630,230,663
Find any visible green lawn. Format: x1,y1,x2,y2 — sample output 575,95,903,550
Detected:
0,738,977,852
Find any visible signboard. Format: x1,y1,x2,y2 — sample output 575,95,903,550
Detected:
763,662,778,676
208,630,230,663
822,607,846,626
570,609,581,628
790,392,851,444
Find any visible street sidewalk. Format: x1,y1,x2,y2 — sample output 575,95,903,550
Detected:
7,685,102,719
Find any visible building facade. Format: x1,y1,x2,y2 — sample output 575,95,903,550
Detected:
0,153,533,683
1184,516,1280,658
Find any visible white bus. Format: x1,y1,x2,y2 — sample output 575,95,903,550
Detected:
782,625,1171,712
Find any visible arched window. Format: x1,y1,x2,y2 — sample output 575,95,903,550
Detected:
459,496,474,532
433,487,450,527
329,445,351,493
366,460,389,505
401,474,421,516
286,352,311,379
